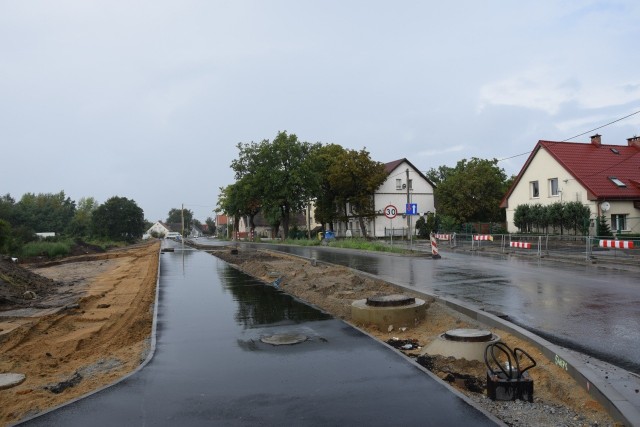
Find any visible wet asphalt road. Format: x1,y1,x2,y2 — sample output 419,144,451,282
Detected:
244,243,640,375
21,244,497,426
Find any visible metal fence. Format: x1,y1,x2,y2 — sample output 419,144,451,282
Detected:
432,233,640,262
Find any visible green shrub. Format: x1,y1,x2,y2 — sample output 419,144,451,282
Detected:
329,238,407,254
21,241,71,258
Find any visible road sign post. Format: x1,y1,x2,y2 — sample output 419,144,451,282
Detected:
384,205,397,247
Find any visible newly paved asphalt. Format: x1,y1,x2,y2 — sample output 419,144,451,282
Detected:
20,243,498,426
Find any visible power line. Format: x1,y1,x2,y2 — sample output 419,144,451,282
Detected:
497,109,640,163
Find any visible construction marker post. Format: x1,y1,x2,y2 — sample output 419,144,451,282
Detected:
430,232,441,259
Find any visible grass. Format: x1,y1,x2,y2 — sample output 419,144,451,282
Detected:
21,240,72,258
280,237,409,254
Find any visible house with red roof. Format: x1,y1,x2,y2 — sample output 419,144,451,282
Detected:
500,134,640,234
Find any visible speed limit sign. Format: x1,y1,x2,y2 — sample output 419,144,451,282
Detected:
384,205,397,219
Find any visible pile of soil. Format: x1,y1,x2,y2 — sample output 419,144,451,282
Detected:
211,247,616,427
0,257,60,308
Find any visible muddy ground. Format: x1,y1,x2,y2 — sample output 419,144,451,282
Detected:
0,242,617,426
0,241,160,426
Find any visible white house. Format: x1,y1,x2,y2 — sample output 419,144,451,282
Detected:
501,134,640,234
332,158,436,238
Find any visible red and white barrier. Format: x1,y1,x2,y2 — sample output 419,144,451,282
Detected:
474,235,493,241
599,240,634,249
430,233,441,259
435,234,450,240
510,242,532,249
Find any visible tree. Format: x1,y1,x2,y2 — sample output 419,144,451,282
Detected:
308,143,347,231
596,214,613,237
425,165,454,187
415,213,436,238
14,191,76,234
434,158,508,224
205,217,216,235
564,201,591,235
547,202,565,234
231,131,322,238
0,219,10,254
167,208,193,236
92,196,145,242
0,194,16,224
326,148,387,237
67,197,98,237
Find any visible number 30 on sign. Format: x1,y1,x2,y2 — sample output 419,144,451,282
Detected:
384,205,397,219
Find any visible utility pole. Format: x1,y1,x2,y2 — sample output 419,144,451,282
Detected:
181,203,184,251
406,168,412,248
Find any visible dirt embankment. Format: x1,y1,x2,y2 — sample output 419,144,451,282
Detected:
211,247,616,427
0,241,160,426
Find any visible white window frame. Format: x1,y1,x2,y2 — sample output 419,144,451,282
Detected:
530,181,539,198
408,179,413,190
396,179,402,190
611,214,628,232
549,178,559,197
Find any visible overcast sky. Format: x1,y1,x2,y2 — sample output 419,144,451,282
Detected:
2,1,639,222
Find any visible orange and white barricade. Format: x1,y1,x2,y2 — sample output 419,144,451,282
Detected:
509,241,532,249
599,240,634,249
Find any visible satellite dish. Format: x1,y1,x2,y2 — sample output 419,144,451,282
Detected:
601,202,611,212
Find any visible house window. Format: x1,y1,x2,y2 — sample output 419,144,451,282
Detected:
408,179,413,190
609,177,626,187
611,214,628,232
549,178,559,196
396,179,402,190
530,181,539,198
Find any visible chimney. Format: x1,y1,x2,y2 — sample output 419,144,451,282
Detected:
627,135,640,149
590,134,601,147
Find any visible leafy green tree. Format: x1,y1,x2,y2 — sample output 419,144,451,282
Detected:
205,217,216,235
92,196,145,242
415,213,436,238
67,197,98,237
0,194,16,224
326,148,387,238
14,191,76,234
563,202,591,235
435,158,508,224
513,204,531,233
530,204,547,233
547,202,565,234
167,208,193,236
0,219,11,254
308,143,347,231
231,131,322,238
425,165,454,187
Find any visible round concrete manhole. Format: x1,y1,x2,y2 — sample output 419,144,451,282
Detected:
260,333,308,346
366,294,416,307
443,328,494,342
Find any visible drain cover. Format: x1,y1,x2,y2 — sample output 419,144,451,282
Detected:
260,333,308,346
443,328,494,342
366,294,416,307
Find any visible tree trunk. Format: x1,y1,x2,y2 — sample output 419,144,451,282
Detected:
281,206,290,239
358,216,367,238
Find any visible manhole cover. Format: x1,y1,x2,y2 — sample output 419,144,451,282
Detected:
366,294,416,307
443,328,494,342
260,333,308,346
